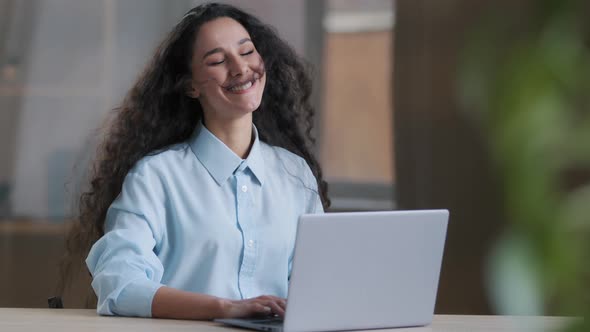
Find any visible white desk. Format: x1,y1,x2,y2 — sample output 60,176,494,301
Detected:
0,308,571,332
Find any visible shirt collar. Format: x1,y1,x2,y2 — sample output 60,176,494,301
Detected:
189,122,265,186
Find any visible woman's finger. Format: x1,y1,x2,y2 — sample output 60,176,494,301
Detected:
248,303,272,317
258,303,273,315
264,300,285,318
279,299,287,311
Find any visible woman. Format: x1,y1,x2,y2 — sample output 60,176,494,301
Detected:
60,3,329,320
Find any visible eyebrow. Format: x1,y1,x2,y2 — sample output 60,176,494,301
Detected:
202,38,253,59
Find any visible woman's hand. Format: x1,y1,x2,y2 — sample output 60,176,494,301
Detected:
221,295,287,319
152,287,286,321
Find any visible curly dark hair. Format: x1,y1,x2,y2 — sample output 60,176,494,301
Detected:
58,2,330,305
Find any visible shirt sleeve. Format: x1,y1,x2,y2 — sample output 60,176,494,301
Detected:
86,170,166,317
302,160,324,214
288,159,325,281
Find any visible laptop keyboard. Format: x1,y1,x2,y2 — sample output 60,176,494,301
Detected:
247,317,284,325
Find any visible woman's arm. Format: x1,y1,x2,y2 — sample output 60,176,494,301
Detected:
88,169,287,320
152,287,286,320
151,287,224,320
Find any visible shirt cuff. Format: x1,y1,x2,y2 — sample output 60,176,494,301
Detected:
114,279,164,318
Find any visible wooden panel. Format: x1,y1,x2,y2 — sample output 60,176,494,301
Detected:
392,0,519,314
0,221,91,308
320,31,394,183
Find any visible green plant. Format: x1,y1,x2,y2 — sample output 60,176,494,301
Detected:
459,1,589,330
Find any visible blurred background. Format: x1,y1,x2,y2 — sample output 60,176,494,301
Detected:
0,0,588,328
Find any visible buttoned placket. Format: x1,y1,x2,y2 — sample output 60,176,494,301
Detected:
234,162,258,299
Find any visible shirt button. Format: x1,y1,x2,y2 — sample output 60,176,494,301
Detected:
247,240,254,247
241,185,248,192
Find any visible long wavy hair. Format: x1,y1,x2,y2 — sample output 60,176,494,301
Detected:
58,2,330,305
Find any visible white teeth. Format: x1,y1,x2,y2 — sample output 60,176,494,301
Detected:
229,80,253,92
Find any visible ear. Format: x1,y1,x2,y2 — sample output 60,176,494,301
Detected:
182,76,200,99
188,88,200,99
187,83,200,99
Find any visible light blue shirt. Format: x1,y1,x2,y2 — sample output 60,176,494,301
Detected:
86,122,323,317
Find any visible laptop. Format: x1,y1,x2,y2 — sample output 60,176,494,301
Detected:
215,209,449,332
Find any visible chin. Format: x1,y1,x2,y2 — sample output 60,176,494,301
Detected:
236,100,262,114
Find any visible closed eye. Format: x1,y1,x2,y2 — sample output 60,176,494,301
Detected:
209,60,225,66
207,50,254,66
208,51,253,66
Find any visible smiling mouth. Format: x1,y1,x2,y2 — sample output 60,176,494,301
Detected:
226,79,256,92
224,73,262,93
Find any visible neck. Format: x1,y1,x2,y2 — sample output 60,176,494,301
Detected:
202,113,253,159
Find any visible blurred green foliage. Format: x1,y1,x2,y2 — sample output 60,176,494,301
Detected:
459,0,589,330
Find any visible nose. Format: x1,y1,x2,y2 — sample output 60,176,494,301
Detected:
229,55,249,77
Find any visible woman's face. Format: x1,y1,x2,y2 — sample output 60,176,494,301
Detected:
190,17,266,120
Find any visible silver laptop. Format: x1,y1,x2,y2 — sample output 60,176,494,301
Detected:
215,209,449,332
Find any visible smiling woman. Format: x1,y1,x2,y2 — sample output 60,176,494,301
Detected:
58,2,329,321
190,18,267,136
